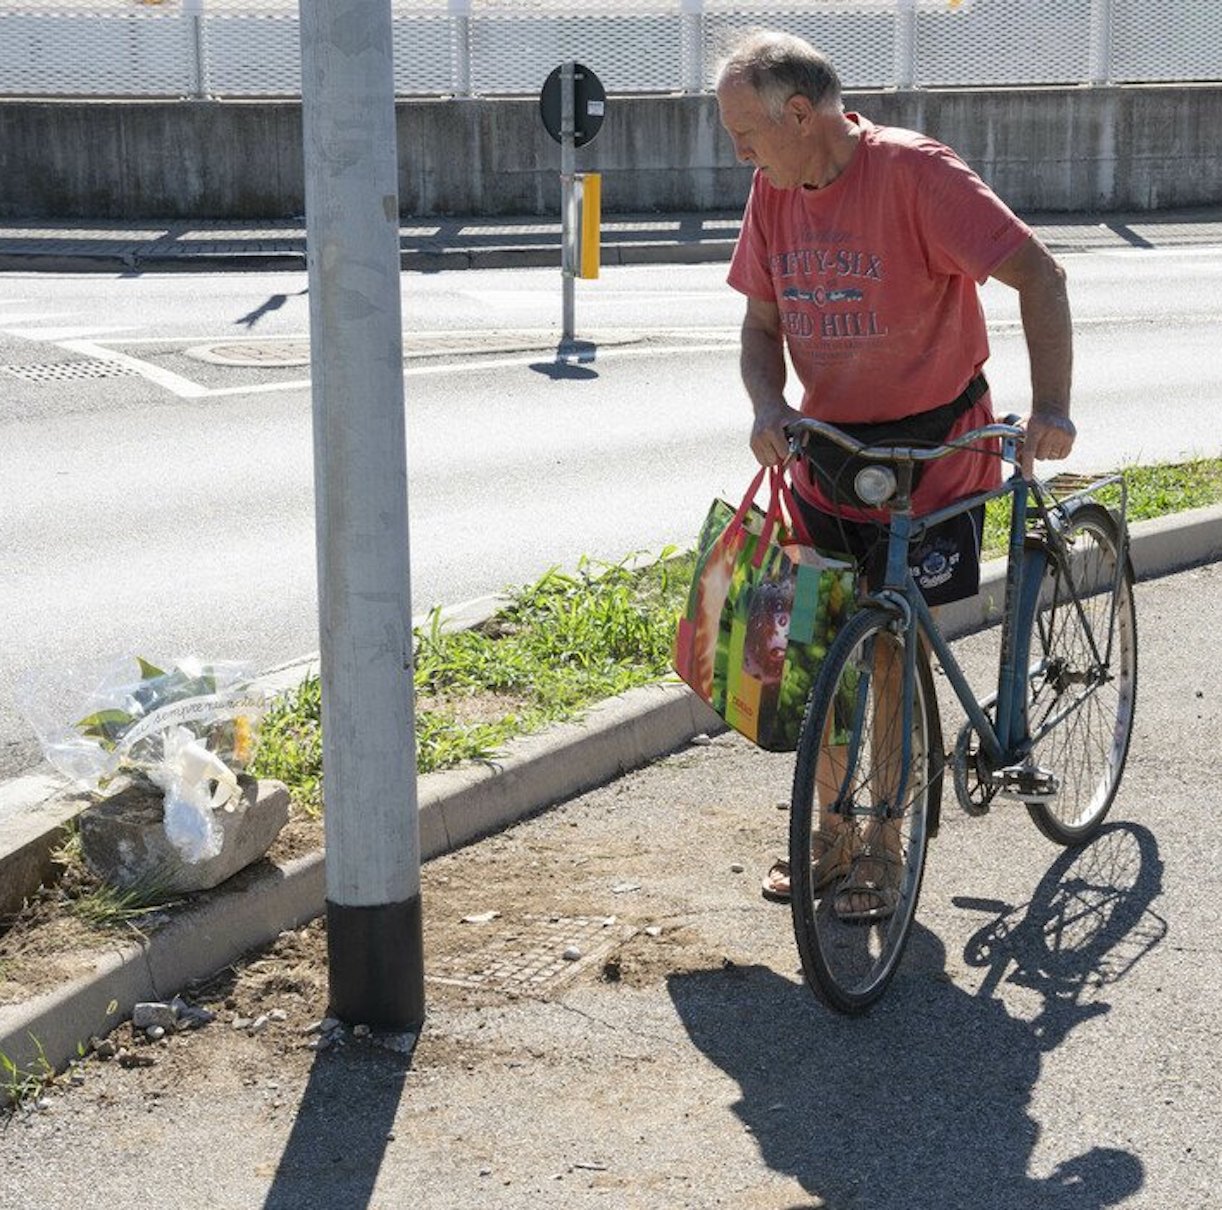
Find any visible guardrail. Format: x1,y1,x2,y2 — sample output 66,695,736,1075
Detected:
0,0,1219,100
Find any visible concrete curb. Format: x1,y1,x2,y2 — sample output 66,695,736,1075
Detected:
0,242,739,276
3,503,1220,1084
2,205,1222,276
937,500,1222,637
0,774,81,920
0,235,1121,276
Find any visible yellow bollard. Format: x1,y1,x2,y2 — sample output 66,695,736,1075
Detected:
578,172,601,280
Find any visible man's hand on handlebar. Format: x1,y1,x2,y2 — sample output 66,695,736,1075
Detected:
1020,409,1077,478
751,400,805,467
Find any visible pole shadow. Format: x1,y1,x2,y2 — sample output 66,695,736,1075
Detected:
262,1041,411,1210
529,339,600,380
235,288,309,329
667,822,1163,1210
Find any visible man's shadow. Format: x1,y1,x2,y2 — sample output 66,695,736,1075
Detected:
668,823,1163,1210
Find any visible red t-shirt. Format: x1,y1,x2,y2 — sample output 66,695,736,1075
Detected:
727,114,1032,517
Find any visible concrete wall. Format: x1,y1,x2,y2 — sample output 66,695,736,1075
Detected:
1,86,1219,220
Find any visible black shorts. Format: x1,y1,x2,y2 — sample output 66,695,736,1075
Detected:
790,492,986,608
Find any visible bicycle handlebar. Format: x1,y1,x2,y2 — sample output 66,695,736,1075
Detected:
785,417,1025,464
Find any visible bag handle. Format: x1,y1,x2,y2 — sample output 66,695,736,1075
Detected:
774,467,814,547
723,465,768,543
749,466,814,569
723,465,814,568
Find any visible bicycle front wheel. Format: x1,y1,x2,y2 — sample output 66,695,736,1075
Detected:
789,607,940,1014
1026,501,1137,845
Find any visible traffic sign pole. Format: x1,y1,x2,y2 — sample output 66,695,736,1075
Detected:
539,61,605,360
560,61,577,352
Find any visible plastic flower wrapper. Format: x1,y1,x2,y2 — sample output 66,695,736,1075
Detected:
19,654,267,863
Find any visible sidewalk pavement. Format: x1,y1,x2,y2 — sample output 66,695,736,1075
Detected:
2,205,1222,273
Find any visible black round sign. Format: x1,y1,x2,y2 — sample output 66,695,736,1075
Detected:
539,63,606,147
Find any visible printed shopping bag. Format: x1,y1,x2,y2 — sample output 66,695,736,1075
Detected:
674,466,857,752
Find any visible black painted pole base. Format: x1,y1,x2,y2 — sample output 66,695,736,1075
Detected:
326,895,425,1030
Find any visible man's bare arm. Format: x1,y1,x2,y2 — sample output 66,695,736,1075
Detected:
990,235,1075,476
741,296,802,465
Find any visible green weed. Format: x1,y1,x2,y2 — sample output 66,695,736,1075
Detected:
1,1036,54,1110
250,550,693,807
982,458,1222,558
250,675,323,816
43,816,179,933
67,878,178,931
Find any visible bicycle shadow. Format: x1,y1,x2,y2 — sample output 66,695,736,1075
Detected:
667,822,1163,1210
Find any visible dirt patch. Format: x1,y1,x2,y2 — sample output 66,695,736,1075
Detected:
3,734,794,1114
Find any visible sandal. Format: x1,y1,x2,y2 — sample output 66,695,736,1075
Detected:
761,827,856,903
833,850,902,924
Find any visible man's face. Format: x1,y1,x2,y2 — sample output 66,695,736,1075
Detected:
717,80,803,190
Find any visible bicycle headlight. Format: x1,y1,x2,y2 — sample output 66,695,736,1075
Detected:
854,464,898,505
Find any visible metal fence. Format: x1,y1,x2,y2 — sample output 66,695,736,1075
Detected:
1,0,1219,99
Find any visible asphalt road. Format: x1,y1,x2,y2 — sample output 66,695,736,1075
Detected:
3,249,1222,784
1,560,1217,1210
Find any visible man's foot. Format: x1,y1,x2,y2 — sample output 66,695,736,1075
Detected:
761,827,856,902
832,850,902,923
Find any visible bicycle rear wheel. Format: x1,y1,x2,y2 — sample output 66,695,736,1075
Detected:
1026,501,1137,845
789,607,941,1014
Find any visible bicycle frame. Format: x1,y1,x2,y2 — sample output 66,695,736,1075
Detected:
858,441,1123,783
787,414,1128,812
783,412,1135,1014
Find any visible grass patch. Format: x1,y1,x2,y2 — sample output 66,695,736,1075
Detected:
981,457,1222,558
252,458,1221,811
4,821,183,938
251,551,694,813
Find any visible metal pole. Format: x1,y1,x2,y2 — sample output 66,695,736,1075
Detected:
184,0,207,99
560,60,576,352
1090,0,1114,86
680,0,704,95
449,0,473,98
299,0,424,1032
896,0,917,91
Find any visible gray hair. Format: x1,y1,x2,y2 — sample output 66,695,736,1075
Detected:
716,30,843,120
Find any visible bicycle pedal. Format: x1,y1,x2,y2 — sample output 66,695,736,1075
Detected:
991,763,1060,803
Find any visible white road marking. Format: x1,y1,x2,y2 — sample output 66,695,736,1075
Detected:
56,339,210,398
1095,244,1222,259
21,306,1222,401
2,325,142,340
33,335,739,398
0,312,70,324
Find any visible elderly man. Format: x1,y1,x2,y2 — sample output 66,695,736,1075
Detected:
717,30,1075,910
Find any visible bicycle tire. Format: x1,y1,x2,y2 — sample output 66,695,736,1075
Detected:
789,607,941,1014
1025,501,1137,845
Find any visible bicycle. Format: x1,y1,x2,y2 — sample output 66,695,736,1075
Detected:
782,416,1138,1014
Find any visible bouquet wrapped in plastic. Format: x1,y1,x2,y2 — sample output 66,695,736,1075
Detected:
20,655,267,863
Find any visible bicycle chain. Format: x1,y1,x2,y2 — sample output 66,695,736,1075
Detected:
953,717,998,816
